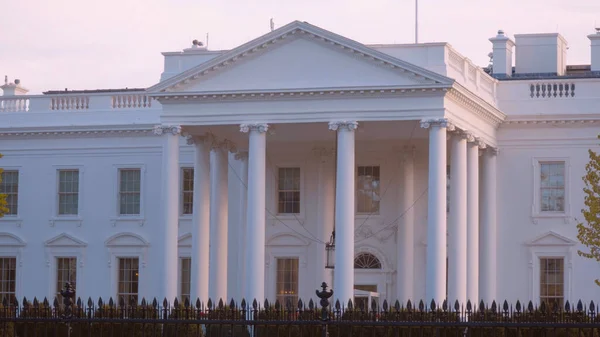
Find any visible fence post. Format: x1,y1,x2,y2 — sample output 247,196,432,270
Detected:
59,282,75,337
316,282,334,337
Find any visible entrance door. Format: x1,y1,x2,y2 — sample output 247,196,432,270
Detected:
354,285,379,311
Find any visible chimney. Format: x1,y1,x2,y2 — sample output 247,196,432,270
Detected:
514,33,568,76
1,77,29,96
489,30,515,78
588,28,600,72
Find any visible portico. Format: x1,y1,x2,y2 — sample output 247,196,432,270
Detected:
146,20,504,306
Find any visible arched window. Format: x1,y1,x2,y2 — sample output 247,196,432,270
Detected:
354,253,382,269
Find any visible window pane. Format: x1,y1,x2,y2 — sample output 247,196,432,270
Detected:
540,257,564,309
277,168,301,214
0,171,19,215
118,258,139,305
275,258,299,306
58,170,79,215
0,258,16,304
180,258,191,302
357,166,381,213
181,168,194,215
540,162,565,212
56,257,77,300
119,169,141,215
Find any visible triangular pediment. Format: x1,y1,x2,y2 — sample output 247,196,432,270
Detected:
147,21,453,94
45,233,87,247
526,231,576,246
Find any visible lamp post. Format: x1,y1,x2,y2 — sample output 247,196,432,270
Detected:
325,230,335,269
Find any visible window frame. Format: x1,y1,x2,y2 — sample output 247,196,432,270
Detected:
355,165,382,216
105,233,149,303
180,166,194,217
44,233,86,301
178,233,192,302
56,168,81,217
117,257,140,306
274,257,300,306
276,167,302,215
538,257,565,308
0,233,25,304
531,158,570,224
269,161,305,220
265,234,308,304
111,165,146,225
0,169,20,217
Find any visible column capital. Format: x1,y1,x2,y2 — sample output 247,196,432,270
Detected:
234,150,249,161
240,123,269,133
328,121,358,131
153,125,182,136
420,118,455,130
185,134,211,146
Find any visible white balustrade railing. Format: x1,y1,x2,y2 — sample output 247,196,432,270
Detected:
0,97,29,112
529,82,576,98
0,91,158,113
111,94,152,109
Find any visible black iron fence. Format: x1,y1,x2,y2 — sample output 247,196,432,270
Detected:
1,283,600,337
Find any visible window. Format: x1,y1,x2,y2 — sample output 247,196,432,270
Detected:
181,168,194,215
540,258,564,309
180,257,191,302
540,162,565,212
354,253,382,269
56,257,77,299
0,258,16,303
0,171,18,216
357,166,380,214
58,170,79,215
276,258,299,306
118,258,139,305
277,168,300,214
119,169,141,215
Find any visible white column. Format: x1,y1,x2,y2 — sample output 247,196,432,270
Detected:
466,139,481,304
188,135,211,304
420,118,450,304
153,125,181,304
314,147,335,288
235,151,249,302
208,142,229,302
480,148,498,303
328,121,357,305
241,123,268,303
448,132,468,306
397,146,415,304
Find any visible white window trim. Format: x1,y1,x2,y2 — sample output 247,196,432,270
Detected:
526,231,575,306
355,162,384,218
177,233,192,301
105,232,149,302
531,158,571,224
111,164,146,227
179,164,194,219
265,233,309,303
0,167,22,225
50,165,84,227
0,232,26,304
271,162,305,220
44,233,87,301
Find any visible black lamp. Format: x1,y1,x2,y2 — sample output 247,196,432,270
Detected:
325,230,335,269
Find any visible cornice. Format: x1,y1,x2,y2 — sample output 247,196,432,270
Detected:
0,126,155,138
502,117,600,126
147,21,453,94
446,84,506,128
153,85,449,103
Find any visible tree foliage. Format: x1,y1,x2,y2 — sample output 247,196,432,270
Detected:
577,143,600,286
0,153,7,217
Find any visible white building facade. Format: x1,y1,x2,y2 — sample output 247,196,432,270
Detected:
2,21,600,309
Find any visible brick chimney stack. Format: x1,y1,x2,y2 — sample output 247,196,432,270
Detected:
489,30,515,78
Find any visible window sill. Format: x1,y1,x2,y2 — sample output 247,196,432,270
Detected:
530,212,571,225
0,216,22,227
49,217,83,227
110,216,145,227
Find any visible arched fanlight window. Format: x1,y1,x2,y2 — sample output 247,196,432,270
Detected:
354,253,382,269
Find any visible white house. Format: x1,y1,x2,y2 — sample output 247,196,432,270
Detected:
1,20,600,309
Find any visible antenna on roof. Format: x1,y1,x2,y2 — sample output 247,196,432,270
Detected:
270,18,275,32
206,33,209,49
415,0,419,43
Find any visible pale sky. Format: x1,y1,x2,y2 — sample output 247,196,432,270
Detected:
1,0,599,94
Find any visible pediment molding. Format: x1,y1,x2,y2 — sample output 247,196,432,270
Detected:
178,232,192,247
147,21,453,95
45,233,87,247
0,232,26,247
105,232,149,247
526,230,577,246
266,233,310,246
446,84,506,129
